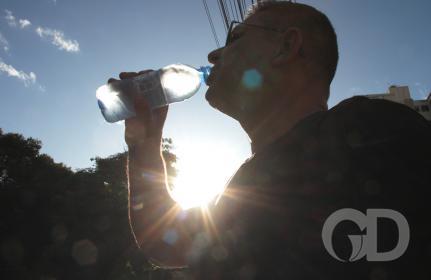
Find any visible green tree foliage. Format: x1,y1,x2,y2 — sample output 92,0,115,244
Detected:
0,129,182,280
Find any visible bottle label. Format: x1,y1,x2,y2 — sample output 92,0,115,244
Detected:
133,71,167,108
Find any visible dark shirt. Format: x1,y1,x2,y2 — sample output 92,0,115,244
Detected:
190,96,431,279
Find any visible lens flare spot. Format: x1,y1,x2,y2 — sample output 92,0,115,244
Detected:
72,239,98,266
163,229,178,245
241,69,262,90
51,224,68,243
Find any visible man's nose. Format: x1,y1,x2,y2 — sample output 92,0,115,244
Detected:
208,47,223,65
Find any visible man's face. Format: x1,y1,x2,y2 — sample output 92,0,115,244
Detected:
205,11,282,120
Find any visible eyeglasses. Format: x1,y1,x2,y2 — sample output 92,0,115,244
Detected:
225,20,285,46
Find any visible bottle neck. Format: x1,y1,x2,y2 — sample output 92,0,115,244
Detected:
197,66,211,84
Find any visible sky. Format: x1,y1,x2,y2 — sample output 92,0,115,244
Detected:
1,0,431,172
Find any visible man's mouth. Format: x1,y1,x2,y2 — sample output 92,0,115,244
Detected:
206,74,214,86
206,66,218,86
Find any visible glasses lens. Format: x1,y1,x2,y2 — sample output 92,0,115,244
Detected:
226,22,240,46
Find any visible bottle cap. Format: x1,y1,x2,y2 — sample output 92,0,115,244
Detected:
198,66,212,84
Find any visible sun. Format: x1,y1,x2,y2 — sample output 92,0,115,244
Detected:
168,140,242,210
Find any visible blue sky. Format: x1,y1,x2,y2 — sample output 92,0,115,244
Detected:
1,0,430,170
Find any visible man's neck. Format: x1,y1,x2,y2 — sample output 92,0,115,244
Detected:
244,98,327,155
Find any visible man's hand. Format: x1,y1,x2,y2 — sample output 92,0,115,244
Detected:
111,70,188,267
108,70,169,147
112,70,207,267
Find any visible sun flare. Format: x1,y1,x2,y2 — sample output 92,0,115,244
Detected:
168,140,242,210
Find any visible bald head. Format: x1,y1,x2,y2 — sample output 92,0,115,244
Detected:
246,1,339,93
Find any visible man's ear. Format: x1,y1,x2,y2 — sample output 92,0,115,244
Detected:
271,27,303,66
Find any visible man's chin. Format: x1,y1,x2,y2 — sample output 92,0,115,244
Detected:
205,88,226,111
205,89,239,120
205,87,218,106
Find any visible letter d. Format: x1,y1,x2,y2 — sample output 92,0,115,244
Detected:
366,209,410,261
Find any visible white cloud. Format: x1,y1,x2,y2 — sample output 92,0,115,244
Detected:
19,19,31,29
0,32,9,52
0,60,37,86
36,27,80,52
4,10,31,29
5,10,16,27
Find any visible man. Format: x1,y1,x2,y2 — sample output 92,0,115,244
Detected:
114,1,431,279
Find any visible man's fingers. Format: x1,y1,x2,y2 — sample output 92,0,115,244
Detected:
107,78,118,84
138,70,154,75
119,70,154,80
119,72,138,79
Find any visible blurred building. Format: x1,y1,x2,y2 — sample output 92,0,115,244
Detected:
358,85,431,122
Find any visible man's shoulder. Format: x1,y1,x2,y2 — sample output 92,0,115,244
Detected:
320,96,431,140
327,96,430,129
246,96,430,164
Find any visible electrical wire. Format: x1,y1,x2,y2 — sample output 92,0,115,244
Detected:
227,0,237,22
222,0,232,24
202,0,220,47
219,0,230,32
236,0,244,21
216,0,228,32
231,0,240,22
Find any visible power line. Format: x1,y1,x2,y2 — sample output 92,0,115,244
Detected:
228,0,238,22
202,0,220,47
218,0,230,32
222,0,232,24
236,0,244,21
202,0,260,48
232,0,240,22
216,0,228,32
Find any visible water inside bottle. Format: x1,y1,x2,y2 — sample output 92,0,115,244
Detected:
96,64,209,123
160,64,202,103
96,83,136,123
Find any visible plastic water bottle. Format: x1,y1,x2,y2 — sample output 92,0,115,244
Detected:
96,64,211,123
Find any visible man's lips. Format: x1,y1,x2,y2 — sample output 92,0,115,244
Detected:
206,66,218,86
